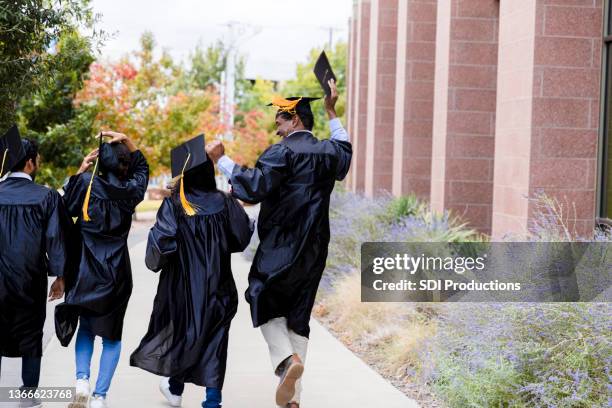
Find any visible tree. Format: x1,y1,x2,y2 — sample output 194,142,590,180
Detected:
0,0,94,131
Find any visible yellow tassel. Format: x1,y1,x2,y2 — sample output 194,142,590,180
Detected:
0,148,8,177
179,153,199,216
82,158,98,222
271,96,302,115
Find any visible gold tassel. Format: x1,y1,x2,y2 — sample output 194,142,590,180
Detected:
179,153,199,216
82,158,99,222
271,96,302,115
0,148,8,177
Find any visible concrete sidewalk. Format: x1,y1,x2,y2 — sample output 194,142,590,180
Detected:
26,241,419,407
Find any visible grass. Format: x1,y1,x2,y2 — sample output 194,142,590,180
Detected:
136,199,163,213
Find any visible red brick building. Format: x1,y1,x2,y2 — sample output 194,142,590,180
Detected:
345,0,611,238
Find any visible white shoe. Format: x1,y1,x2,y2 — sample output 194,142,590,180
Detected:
159,377,182,407
89,395,107,408
67,378,90,408
76,378,90,396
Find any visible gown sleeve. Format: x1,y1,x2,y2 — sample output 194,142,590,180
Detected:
226,195,255,253
330,139,353,181
145,198,178,272
229,143,289,204
124,150,150,201
44,190,71,277
62,173,88,218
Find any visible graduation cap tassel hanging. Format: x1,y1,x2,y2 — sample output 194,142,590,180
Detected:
179,153,199,216
82,158,98,222
82,132,103,222
0,148,8,177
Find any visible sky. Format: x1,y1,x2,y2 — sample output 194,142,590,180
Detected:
89,0,353,81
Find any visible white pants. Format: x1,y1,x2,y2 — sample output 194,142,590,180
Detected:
260,317,309,405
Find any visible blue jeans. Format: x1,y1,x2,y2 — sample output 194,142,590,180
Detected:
75,317,121,397
168,377,222,408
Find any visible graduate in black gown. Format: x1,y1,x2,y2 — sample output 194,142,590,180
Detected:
0,126,69,407
207,79,352,407
130,135,254,408
55,131,148,408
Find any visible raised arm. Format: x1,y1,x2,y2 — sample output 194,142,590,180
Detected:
208,142,290,204
325,78,353,180
101,130,149,201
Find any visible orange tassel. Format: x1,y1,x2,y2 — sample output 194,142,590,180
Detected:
0,148,8,177
271,96,302,115
179,153,199,216
82,158,98,222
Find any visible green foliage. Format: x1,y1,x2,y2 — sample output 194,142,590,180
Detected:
431,304,611,408
379,195,428,224
0,0,94,131
189,40,227,89
16,29,96,186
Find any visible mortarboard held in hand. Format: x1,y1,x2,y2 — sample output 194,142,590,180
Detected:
0,125,26,178
314,50,337,97
171,134,207,216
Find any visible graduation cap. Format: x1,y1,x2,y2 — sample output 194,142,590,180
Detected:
0,125,26,178
170,134,207,216
268,96,321,118
314,51,337,97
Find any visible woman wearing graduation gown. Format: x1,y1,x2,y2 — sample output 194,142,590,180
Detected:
207,79,352,407
55,131,149,408
130,139,253,408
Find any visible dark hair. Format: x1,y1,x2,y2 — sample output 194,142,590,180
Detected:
11,138,38,172
276,110,315,131
100,142,132,180
182,159,217,192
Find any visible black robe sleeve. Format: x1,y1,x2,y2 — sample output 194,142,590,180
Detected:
330,140,353,181
225,196,255,253
145,198,178,272
44,190,71,277
229,143,289,204
62,174,88,218
125,150,149,201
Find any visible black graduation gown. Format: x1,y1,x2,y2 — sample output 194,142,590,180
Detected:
229,131,352,338
55,150,149,345
130,190,253,388
0,177,71,357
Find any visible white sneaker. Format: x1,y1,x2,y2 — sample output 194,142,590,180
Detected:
159,377,182,407
89,395,107,408
67,378,90,408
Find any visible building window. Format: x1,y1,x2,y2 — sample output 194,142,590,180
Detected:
600,3,612,220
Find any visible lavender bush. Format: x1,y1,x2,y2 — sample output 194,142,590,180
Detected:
322,190,611,407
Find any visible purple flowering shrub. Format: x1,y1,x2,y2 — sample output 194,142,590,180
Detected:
323,190,611,407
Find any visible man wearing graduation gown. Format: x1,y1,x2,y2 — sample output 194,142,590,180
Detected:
206,79,352,407
131,135,254,408
0,127,69,407
55,131,149,408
